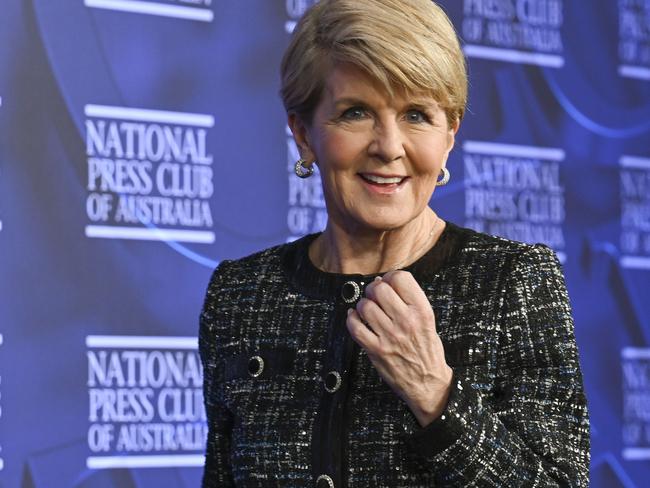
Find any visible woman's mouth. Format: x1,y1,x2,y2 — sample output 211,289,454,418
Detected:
358,173,408,194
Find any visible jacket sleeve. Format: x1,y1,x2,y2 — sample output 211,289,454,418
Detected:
403,245,590,487
199,262,235,488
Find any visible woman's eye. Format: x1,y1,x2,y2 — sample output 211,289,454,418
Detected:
405,110,429,123
341,107,367,120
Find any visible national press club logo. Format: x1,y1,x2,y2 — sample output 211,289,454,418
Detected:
86,335,206,469
618,0,650,80
463,141,567,261
619,155,650,270
461,0,565,68
84,0,213,22
84,104,216,244
622,348,650,461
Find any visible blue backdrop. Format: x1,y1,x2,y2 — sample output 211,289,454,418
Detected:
0,0,648,486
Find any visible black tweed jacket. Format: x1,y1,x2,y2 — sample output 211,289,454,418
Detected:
199,221,590,487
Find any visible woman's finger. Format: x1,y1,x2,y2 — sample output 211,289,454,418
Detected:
363,276,409,321
382,270,431,308
346,308,380,351
355,297,392,337
380,271,438,333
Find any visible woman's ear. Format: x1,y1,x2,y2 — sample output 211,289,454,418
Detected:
445,118,459,155
288,113,316,162
439,119,459,170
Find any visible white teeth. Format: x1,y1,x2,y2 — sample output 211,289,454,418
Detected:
362,174,404,184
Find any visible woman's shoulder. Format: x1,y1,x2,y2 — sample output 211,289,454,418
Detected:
204,235,313,290
444,221,563,272
448,221,557,256
437,222,568,311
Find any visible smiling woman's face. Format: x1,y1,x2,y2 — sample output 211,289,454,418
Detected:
291,63,457,235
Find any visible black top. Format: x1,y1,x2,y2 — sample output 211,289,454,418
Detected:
199,222,590,487
282,221,470,298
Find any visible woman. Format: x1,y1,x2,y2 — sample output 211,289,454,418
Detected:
199,0,590,486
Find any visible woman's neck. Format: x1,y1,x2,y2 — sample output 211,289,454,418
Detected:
309,209,445,275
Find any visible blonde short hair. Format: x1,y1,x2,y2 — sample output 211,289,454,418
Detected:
280,0,467,127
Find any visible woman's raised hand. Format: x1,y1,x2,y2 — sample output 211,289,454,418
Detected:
346,271,453,427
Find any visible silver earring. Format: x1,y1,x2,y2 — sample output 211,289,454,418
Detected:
295,158,314,178
436,167,450,186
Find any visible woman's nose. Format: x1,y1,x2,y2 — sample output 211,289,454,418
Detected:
368,120,406,163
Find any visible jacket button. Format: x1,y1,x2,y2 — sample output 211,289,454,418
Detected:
247,355,264,377
341,281,362,303
316,474,334,488
323,371,342,393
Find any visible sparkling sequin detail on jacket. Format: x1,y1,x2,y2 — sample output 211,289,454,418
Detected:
199,222,590,487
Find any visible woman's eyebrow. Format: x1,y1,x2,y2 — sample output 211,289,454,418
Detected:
332,97,369,107
402,96,439,108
